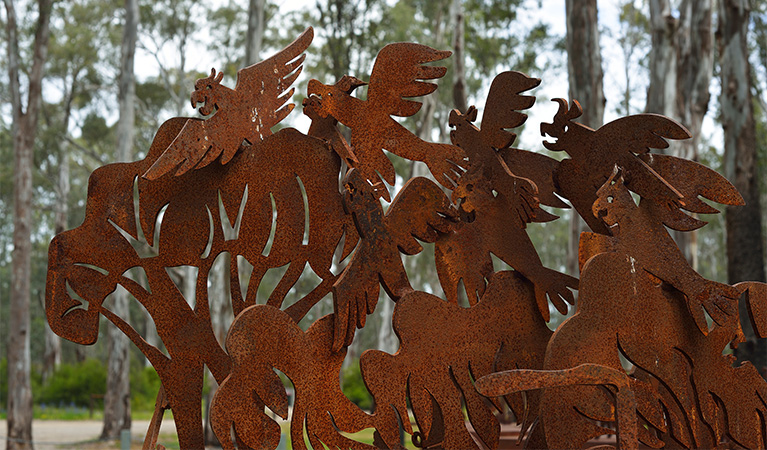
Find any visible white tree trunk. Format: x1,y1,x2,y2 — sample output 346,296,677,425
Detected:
6,0,52,448
102,0,138,439
565,0,605,278
646,0,713,270
719,0,767,372
451,0,467,114
676,0,713,270
646,0,677,117
245,0,266,65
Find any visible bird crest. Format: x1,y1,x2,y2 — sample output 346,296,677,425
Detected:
143,27,313,180
541,98,585,152
191,68,226,116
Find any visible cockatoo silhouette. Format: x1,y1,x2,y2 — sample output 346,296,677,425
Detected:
332,169,457,350
143,27,313,180
439,71,577,319
306,42,466,196
589,168,741,335
541,99,688,235
302,76,365,174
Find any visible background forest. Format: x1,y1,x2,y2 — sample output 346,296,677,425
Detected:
3,0,767,447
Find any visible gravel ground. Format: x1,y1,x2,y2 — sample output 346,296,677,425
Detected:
0,419,178,449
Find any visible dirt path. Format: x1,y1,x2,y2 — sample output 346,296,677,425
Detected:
1,419,178,449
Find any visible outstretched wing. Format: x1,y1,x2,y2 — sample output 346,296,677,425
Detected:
367,43,452,117
385,177,457,255
477,71,567,212
235,27,313,131
639,153,745,231
143,118,215,178
142,29,313,181
499,147,569,209
480,71,540,150
596,113,691,156
597,114,689,208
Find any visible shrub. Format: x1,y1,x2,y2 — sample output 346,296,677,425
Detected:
341,362,373,411
0,358,6,407
131,364,162,411
36,359,106,407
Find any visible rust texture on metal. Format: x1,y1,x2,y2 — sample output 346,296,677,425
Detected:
45,24,767,450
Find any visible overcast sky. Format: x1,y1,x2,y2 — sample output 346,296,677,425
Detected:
128,0,718,153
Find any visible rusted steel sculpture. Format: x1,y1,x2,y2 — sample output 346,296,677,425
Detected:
46,24,767,450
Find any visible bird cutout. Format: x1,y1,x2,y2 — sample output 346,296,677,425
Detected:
332,169,457,351
436,71,577,320
587,167,740,336
302,75,365,169
301,76,374,199
306,42,466,196
142,27,313,180
541,98,688,235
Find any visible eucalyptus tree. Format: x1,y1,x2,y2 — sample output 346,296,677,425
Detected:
4,0,53,448
719,0,767,373
646,0,715,270
100,0,139,440
563,0,605,278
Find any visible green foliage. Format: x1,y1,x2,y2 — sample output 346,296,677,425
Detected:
0,358,6,408
36,359,107,407
131,364,163,411
341,362,373,411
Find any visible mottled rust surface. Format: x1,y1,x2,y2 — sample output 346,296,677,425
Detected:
46,25,767,450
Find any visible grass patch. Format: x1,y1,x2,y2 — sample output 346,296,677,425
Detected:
0,407,171,421
34,405,101,420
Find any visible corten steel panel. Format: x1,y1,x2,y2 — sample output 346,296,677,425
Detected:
46,25,767,450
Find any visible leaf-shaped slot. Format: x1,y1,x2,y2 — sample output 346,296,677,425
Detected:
164,265,199,309
261,193,278,257
297,176,310,246
218,185,248,241
73,263,109,276
122,266,150,294
330,231,354,276
62,263,114,316
109,192,167,259
236,255,255,302
284,263,327,330
65,280,90,313
201,205,215,259
208,252,235,349
101,274,170,361
255,263,290,305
